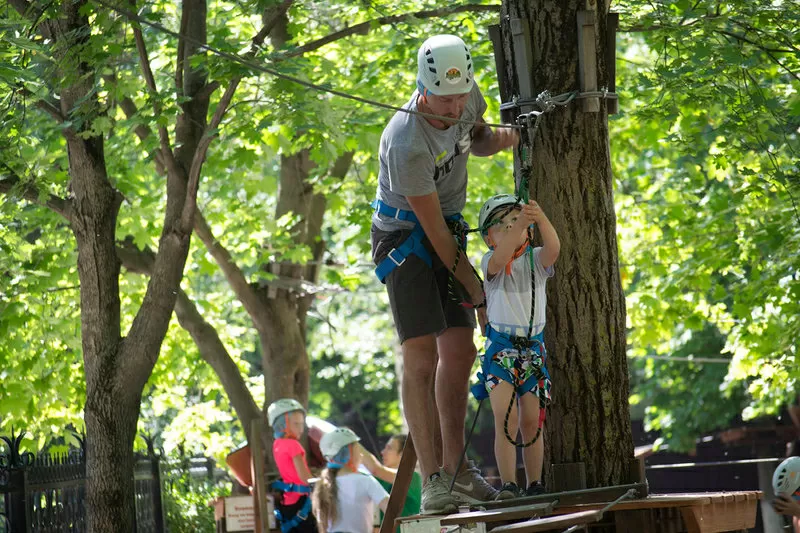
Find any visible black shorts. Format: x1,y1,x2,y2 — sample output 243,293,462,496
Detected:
371,226,476,343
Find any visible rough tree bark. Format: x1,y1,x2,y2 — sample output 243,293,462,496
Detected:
499,0,633,486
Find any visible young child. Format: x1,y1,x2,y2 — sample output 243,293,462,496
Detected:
312,428,389,533
474,194,560,500
268,398,318,533
773,456,800,532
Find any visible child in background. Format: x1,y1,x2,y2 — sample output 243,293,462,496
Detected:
474,195,560,500
268,398,318,533
313,428,389,533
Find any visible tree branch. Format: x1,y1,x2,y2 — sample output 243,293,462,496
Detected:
0,167,72,222
129,0,180,176
193,209,267,329
282,4,500,58
179,0,293,233
715,29,800,83
116,238,262,444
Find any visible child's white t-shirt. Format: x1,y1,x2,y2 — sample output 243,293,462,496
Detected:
327,472,388,533
481,246,554,338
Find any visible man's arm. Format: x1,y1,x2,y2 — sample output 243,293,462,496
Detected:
471,119,519,157
406,192,484,307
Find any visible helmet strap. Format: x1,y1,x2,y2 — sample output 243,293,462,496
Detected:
282,413,299,440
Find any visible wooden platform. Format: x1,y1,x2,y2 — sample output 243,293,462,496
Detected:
396,491,761,533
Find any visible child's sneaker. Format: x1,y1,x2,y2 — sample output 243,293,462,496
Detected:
421,473,459,515
495,482,522,500
525,480,547,496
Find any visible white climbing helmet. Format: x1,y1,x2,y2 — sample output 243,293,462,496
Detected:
267,398,305,427
417,35,474,96
319,428,360,459
773,456,800,498
478,194,518,234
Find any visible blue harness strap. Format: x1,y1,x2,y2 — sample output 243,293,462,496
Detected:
372,199,466,283
271,481,312,533
470,325,549,401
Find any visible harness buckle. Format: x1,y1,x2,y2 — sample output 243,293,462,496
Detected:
387,248,406,267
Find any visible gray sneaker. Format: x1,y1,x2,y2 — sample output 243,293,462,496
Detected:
421,473,459,515
444,461,499,504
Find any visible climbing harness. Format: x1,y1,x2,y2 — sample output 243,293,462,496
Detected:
271,481,313,533
372,200,479,311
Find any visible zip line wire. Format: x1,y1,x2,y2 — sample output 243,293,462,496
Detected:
90,0,522,130
91,0,616,130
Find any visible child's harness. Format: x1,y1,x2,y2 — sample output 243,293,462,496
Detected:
372,199,468,283
271,480,312,533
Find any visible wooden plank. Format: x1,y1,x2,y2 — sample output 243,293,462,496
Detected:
381,436,415,533
488,24,513,124
576,10,599,112
679,495,759,533
490,510,603,533
555,494,714,514
440,502,555,526
250,420,268,533
605,12,619,114
482,482,648,511
614,509,653,533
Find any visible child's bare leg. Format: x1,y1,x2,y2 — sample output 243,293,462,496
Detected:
518,391,544,486
489,380,519,484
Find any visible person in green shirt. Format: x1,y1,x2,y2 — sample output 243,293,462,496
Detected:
361,434,422,526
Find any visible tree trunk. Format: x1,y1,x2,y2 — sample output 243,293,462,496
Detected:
499,0,633,486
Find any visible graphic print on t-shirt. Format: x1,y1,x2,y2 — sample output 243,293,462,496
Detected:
433,127,473,182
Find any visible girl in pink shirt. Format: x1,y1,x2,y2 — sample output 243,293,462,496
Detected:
269,399,318,533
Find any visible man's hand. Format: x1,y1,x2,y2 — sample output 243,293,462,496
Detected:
495,127,519,150
477,307,488,335
774,494,800,517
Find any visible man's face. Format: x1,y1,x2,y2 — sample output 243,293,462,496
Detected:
424,92,470,123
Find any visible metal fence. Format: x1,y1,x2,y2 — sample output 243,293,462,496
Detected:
0,431,164,533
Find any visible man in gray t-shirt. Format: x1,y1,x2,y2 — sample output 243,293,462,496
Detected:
370,34,518,513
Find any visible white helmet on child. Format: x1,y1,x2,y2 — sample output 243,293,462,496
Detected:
267,398,305,427
773,456,800,498
478,194,518,234
320,428,360,459
417,35,474,96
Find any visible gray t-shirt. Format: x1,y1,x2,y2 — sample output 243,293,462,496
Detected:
372,84,488,232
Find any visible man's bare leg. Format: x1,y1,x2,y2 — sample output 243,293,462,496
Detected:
402,334,440,480
435,326,476,474
436,326,498,503
431,363,444,467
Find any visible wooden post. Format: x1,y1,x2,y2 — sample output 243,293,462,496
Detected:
576,10,599,112
488,24,513,124
251,419,269,533
606,12,619,114
550,462,587,493
380,436,416,533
